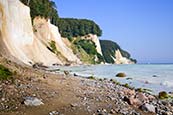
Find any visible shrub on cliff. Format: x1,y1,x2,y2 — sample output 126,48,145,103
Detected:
0,65,13,80
74,39,97,55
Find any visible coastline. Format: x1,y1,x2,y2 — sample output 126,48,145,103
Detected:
52,64,173,94
0,58,172,115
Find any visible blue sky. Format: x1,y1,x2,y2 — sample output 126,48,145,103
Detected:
54,0,173,63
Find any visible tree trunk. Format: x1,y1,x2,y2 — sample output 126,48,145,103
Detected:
27,0,30,6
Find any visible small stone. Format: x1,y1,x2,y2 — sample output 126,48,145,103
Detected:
49,111,59,115
131,111,140,115
161,101,169,106
70,103,78,107
103,78,108,81
110,109,116,114
74,73,78,76
162,111,173,115
1,98,5,101
147,94,155,101
102,109,107,112
152,75,158,77
64,71,70,76
23,97,44,106
139,103,155,113
97,109,101,113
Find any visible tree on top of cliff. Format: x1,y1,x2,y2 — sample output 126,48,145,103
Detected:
57,18,102,38
20,0,102,37
20,0,59,25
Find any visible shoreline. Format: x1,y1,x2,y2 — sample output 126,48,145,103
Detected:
53,64,173,95
0,57,172,115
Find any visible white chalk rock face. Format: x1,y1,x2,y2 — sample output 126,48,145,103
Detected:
114,49,134,64
0,0,62,65
33,17,81,64
82,34,103,55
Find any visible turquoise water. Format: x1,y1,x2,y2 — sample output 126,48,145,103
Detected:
56,64,173,94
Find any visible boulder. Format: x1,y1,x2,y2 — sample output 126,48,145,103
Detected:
136,92,148,103
124,96,142,107
116,73,126,77
158,91,168,99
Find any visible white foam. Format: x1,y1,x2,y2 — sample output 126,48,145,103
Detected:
161,81,173,87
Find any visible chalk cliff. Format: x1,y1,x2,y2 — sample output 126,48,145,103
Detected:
100,40,136,64
0,0,135,66
33,17,81,64
114,49,134,64
0,0,61,66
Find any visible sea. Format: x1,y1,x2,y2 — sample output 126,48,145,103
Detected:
54,64,173,94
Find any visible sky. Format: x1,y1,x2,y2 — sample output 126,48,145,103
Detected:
54,0,173,63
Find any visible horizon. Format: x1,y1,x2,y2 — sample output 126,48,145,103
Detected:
54,0,173,63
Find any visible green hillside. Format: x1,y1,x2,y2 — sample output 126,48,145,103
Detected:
100,40,136,63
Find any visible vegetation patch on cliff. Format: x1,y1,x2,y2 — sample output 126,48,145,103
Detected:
0,64,12,80
47,40,68,62
71,38,104,64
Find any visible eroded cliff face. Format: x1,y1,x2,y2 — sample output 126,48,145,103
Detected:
33,17,81,64
0,0,62,66
0,0,133,66
114,49,134,64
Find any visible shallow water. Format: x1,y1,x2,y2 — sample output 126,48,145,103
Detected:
55,64,173,94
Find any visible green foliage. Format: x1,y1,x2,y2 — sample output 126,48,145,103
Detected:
20,0,102,39
0,65,13,80
20,0,59,25
96,53,105,63
74,39,97,55
71,43,96,64
87,76,96,80
110,79,118,84
47,41,68,62
72,38,104,64
100,40,136,63
57,18,102,38
136,88,153,93
130,58,137,63
159,91,169,99
122,83,134,89
48,40,57,54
